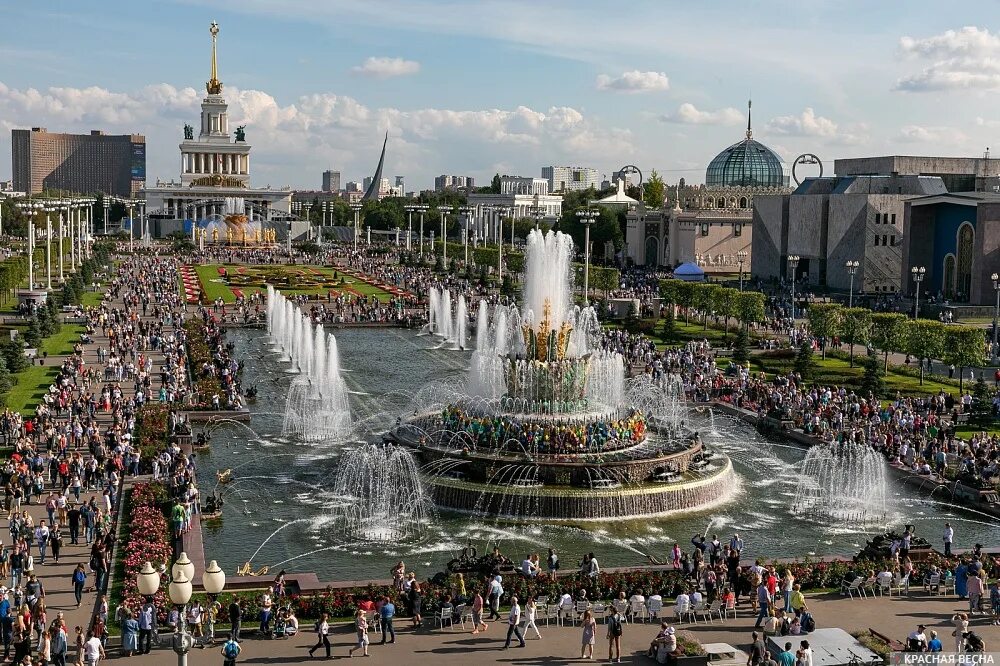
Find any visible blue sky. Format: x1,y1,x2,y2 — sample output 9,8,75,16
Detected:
1,1,998,190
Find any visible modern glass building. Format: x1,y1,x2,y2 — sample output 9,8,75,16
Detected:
705,136,788,188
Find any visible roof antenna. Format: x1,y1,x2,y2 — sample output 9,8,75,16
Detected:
746,97,753,140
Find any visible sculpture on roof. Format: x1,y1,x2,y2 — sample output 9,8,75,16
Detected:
235,125,246,142
183,124,194,140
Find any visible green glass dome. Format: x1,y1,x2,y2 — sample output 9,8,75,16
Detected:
705,136,788,189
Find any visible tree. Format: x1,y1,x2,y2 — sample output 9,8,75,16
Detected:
0,354,11,397
735,291,766,333
840,307,872,368
644,169,666,209
969,376,995,427
793,341,816,381
659,279,678,307
904,320,946,385
660,307,676,344
732,328,750,367
673,281,697,324
941,325,987,393
490,173,501,194
23,317,42,350
859,349,884,400
870,313,908,373
694,284,721,330
805,303,843,359
0,336,27,373
712,287,739,342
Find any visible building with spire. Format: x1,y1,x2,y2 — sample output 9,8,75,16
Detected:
624,100,789,270
142,21,294,236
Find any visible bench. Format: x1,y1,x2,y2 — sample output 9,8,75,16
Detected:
868,627,905,652
954,413,970,425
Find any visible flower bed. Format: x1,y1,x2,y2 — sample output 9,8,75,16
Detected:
115,482,173,624
134,404,169,465
184,319,222,403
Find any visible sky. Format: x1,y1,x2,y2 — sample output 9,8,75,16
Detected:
1,1,999,191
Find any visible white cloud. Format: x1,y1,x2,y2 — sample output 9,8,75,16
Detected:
351,56,420,78
766,108,838,137
660,103,742,126
895,26,1000,91
897,124,965,143
595,70,669,93
0,80,630,188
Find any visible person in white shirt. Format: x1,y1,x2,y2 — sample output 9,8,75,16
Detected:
690,589,703,607
558,591,574,608
943,523,954,557
502,597,525,649
84,629,105,665
798,640,813,666
521,556,538,578
674,591,690,615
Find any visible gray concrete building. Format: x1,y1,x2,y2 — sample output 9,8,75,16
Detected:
752,175,946,293
322,170,341,192
834,155,1000,193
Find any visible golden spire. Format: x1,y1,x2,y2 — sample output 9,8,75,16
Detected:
207,21,223,94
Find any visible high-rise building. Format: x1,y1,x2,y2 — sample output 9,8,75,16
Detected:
12,127,145,197
542,166,599,193
434,174,475,191
322,170,341,192
346,181,362,192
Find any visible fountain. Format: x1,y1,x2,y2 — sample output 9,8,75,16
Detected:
267,286,353,442
424,287,468,349
329,443,434,541
792,440,888,527
387,230,734,519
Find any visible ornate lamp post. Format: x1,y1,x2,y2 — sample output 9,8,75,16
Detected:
845,260,860,308
43,203,53,291
350,204,362,251
532,206,544,230
991,272,999,363
737,251,748,292
439,206,453,265
16,201,43,289
576,208,598,304
787,255,800,321
911,266,926,319
136,555,226,666
102,198,109,236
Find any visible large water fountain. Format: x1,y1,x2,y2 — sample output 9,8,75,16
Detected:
792,440,889,527
267,285,352,442
425,287,469,350
387,229,734,519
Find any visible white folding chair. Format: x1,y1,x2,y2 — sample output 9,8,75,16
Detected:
543,603,561,627
459,604,474,630
673,599,691,624
591,602,607,623
573,600,591,625
629,599,648,623
722,596,737,619
647,598,664,622
695,600,713,624
845,577,864,599
433,607,453,630
454,604,467,630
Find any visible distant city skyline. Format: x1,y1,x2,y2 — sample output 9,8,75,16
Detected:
1,2,998,190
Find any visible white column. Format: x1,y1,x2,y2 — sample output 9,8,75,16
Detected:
58,213,64,283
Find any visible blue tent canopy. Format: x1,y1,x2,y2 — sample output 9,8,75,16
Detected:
673,262,705,282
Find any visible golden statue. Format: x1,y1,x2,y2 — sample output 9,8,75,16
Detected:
236,561,269,577
254,229,261,243
241,227,248,246
226,227,233,243
211,228,219,243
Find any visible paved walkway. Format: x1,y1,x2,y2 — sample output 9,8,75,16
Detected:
88,588,1000,664
12,256,180,641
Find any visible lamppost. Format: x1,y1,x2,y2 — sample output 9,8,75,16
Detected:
845,260,860,308
787,255,800,321
136,555,227,666
43,204,52,291
736,251,747,292
991,272,999,363
57,203,65,283
350,204,362,251
532,206,544,230
459,206,474,265
911,266,926,319
403,204,418,252
17,201,43,289
439,206,453,265
495,206,511,284
576,208,598,304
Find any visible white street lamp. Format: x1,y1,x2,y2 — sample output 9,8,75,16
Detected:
737,250,748,292
576,208,598,305
911,266,926,319
845,260,860,308
787,255,800,321
991,272,999,363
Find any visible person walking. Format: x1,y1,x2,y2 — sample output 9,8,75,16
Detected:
502,596,525,649
221,635,241,666
347,609,369,658
83,629,104,666
607,604,624,663
943,523,954,557
379,595,395,644
953,614,968,654
547,548,559,580
228,598,242,642
51,624,68,666
754,583,773,628
968,573,984,615
308,612,331,659
137,600,154,655
471,591,488,634
580,608,597,659
523,596,541,640
488,575,503,621
71,564,86,608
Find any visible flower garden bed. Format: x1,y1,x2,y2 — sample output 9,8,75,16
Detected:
184,318,223,404
112,482,173,626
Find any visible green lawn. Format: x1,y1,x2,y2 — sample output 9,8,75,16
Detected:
751,351,962,397
2,323,84,413
192,264,394,303
80,291,105,308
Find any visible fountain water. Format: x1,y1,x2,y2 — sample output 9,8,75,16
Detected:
267,286,353,442
792,440,888,527
330,443,434,541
